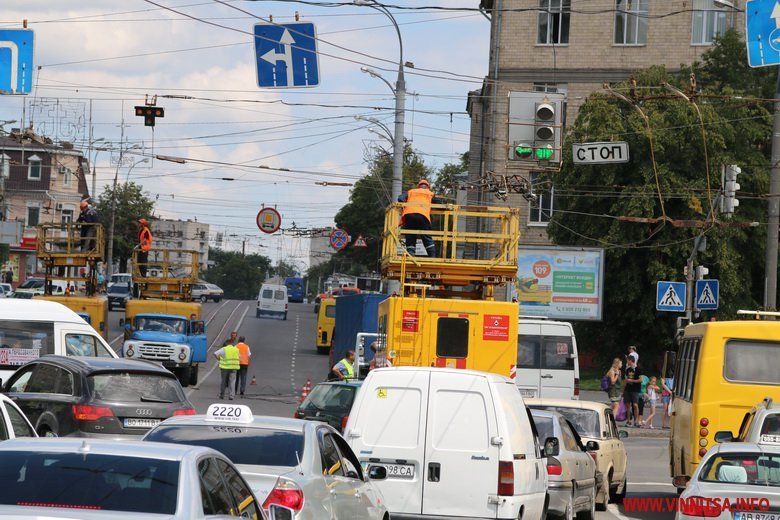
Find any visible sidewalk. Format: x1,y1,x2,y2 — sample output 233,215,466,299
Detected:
580,390,670,438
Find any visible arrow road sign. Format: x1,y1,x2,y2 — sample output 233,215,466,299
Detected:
254,22,320,88
695,279,719,311
656,281,686,312
0,30,33,94
746,0,780,67
330,228,349,251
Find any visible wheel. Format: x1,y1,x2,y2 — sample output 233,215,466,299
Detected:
189,364,199,386
317,346,330,355
577,483,596,520
39,427,57,438
610,478,626,504
200,295,207,303
175,366,191,388
214,297,221,302
597,473,610,511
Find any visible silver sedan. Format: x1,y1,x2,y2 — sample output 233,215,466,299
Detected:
676,442,780,520
143,408,389,520
0,437,266,519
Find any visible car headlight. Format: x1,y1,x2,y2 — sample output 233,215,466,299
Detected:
125,345,135,357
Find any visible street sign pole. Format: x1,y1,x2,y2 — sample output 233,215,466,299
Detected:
766,68,780,310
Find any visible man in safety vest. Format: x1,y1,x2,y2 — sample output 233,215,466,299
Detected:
398,179,443,257
331,350,356,381
213,339,240,400
234,336,252,397
135,218,153,277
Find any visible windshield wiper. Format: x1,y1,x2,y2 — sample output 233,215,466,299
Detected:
140,395,173,403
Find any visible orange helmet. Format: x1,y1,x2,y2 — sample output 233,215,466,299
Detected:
418,179,430,188
138,218,149,226
79,201,89,210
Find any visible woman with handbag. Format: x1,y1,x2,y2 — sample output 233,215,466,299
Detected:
605,358,623,415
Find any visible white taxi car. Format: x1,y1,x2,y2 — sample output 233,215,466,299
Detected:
143,404,389,520
527,398,628,509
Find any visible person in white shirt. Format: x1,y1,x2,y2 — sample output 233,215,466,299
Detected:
627,345,639,364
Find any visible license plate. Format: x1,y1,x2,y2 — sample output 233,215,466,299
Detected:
735,514,778,520
124,418,160,429
519,389,537,398
381,463,415,479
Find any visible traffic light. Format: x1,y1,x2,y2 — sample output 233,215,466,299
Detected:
507,91,565,165
695,265,709,281
135,105,164,127
720,164,741,218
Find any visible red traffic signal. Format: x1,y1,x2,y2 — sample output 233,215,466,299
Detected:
135,105,164,127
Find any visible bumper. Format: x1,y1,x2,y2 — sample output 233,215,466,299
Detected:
548,482,574,515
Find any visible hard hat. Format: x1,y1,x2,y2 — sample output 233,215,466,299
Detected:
80,201,89,209
138,218,149,225
418,179,430,188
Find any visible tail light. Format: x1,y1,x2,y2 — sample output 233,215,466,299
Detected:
699,448,708,457
341,415,349,432
263,477,304,512
498,461,514,496
700,428,709,437
589,451,598,463
574,378,580,398
679,496,721,517
173,408,196,416
294,410,303,419
700,418,709,427
72,404,113,421
546,458,563,476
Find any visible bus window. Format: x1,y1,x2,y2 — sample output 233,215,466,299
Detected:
724,340,780,384
542,337,574,370
518,338,540,369
436,318,469,358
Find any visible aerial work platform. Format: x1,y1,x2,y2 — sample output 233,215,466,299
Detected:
133,249,199,301
36,223,104,295
381,203,520,290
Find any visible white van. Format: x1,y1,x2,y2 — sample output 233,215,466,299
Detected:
516,318,580,400
256,284,288,320
108,273,132,288
0,300,119,384
345,367,548,520
13,278,67,298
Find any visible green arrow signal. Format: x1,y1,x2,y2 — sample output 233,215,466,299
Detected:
515,145,533,159
535,146,553,160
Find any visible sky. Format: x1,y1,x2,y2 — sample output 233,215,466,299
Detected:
0,1,489,270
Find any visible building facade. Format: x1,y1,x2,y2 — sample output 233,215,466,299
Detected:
151,219,210,273
308,227,334,270
468,0,743,244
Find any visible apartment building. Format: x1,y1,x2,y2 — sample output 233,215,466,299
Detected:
468,0,743,244
151,218,210,272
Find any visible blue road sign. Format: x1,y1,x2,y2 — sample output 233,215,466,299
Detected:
656,281,686,312
330,229,349,251
254,22,320,88
695,279,719,311
746,0,780,67
0,29,33,94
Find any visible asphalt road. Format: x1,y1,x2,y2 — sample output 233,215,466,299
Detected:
107,300,676,520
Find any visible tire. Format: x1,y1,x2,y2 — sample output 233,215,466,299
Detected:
214,297,221,302
200,295,207,303
597,473,610,511
189,364,199,386
610,478,626,504
317,346,330,355
176,366,191,388
577,484,596,520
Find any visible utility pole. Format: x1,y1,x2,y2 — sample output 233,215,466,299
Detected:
106,109,126,279
766,70,780,310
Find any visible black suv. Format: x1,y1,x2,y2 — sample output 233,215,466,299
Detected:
4,356,195,438
107,283,132,310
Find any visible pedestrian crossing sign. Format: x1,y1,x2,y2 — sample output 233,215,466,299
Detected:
656,281,686,312
695,279,719,311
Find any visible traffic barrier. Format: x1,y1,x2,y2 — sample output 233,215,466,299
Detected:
300,379,312,402
510,364,517,380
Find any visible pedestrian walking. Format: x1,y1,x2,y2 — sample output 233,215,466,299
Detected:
622,356,643,427
605,358,623,416
234,336,251,396
662,376,674,429
76,201,98,252
642,376,660,428
96,271,105,293
135,218,153,277
213,339,240,400
4,269,12,284
331,350,356,381
397,179,444,257
637,372,650,425
627,345,639,365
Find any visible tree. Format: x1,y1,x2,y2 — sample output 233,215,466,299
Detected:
96,182,155,272
332,145,433,271
433,152,469,199
546,35,772,365
273,259,299,279
204,248,272,299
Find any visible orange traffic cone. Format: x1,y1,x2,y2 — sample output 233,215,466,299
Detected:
300,379,312,403
250,375,257,386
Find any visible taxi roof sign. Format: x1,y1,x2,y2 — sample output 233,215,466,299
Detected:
206,403,253,424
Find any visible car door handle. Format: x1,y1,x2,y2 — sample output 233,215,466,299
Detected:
428,462,441,482
541,374,553,379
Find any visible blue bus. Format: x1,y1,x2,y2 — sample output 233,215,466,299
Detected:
285,277,305,303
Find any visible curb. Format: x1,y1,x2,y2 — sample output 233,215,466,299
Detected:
619,426,670,439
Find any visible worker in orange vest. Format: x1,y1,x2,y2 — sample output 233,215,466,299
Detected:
234,336,252,397
135,218,153,277
398,179,443,257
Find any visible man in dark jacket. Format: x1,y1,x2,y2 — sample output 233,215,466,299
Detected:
76,201,98,252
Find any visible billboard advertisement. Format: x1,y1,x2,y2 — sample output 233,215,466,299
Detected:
511,246,605,321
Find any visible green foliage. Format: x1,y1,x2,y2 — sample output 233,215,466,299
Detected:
273,259,299,279
96,182,155,270
432,152,469,199
204,248,271,300
547,34,772,366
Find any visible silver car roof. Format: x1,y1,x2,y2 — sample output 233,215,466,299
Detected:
0,437,219,461
709,441,780,455
154,414,316,433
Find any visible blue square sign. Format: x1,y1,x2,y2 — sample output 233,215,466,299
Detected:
0,29,34,94
254,22,320,88
746,0,780,67
695,280,719,311
656,281,686,312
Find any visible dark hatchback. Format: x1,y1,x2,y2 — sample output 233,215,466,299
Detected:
107,283,132,310
294,381,361,432
3,356,195,438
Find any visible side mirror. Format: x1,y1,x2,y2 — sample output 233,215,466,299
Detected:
544,437,560,457
585,440,600,451
714,431,734,443
672,475,691,489
268,504,295,520
618,430,629,439
368,465,387,480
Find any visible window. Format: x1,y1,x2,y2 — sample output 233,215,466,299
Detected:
65,333,100,357
559,419,580,452
325,305,336,318
0,154,9,178
529,172,554,225
27,155,41,180
332,435,365,480
543,336,574,370
5,404,34,437
692,0,727,45
538,0,570,44
199,458,234,515
532,413,554,443
534,83,568,95
88,373,185,403
0,320,55,371
62,167,72,187
319,430,345,476
27,364,59,393
724,340,780,385
216,459,259,518
0,407,8,440
518,337,541,369
7,367,33,393
614,0,648,45
26,205,40,227
301,384,356,413
61,208,74,225
436,317,469,358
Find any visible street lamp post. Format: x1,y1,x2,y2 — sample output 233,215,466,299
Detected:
355,0,405,202
106,157,148,278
